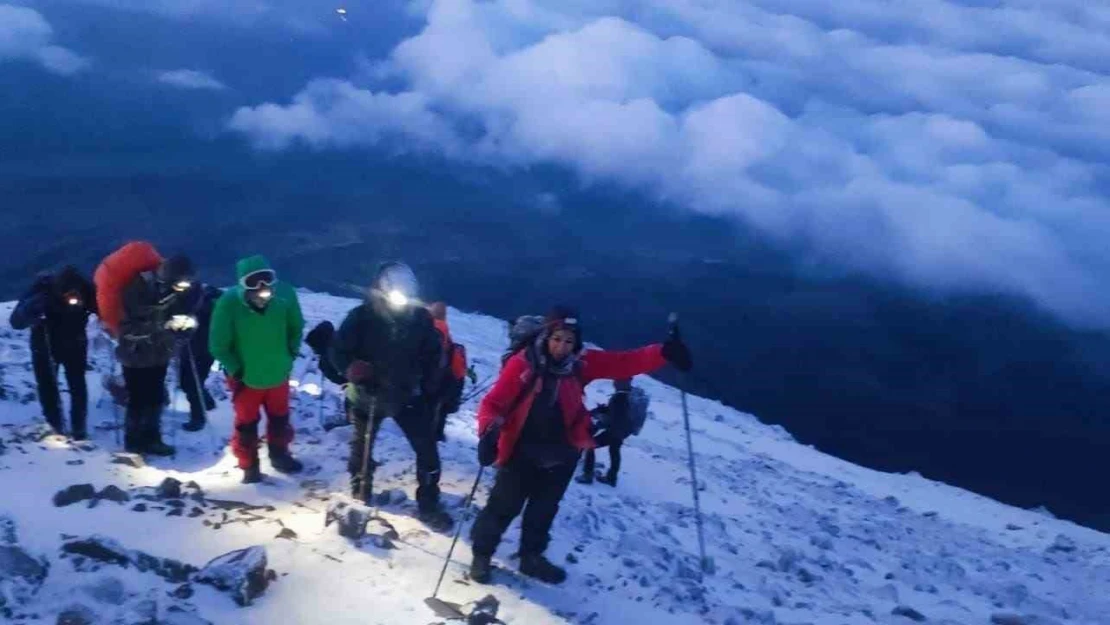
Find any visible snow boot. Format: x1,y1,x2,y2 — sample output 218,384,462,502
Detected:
575,472,594,485
597,472,618,487
181,416,205,432
470,554,493,584
269,446,304,474
418,504,454,532
142,408,175,457
70,407,88,441
203,389,216,411
241,463,263,484
519,553,567,584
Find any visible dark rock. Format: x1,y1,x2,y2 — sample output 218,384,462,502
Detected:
194,546,271,607
275,528,297,540
1046,535,1076,553
61,536,197,583
1006,524,1023,531
110,454,144,468
166,509,183,517
170,584,194,600
131,504,147,513
163,606,213,625
892,605,926,622
56,604,96,625
325,501,372,540
467,594,501,625
566,553,578,564
0,516,17,545
188,508,204,518
82,576,126,605
157,478,183,500
54,484,98,507
97,486,131,504
66,459,85,466
0,543,50,617
122,599,158,625
374,488,408,507
165,500,186,509
990,614,1064,625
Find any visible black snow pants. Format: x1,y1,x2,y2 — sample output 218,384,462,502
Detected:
470,456,578,558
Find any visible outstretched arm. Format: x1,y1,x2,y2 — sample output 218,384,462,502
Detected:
579,344,666,385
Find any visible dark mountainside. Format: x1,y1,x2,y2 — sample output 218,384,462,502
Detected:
4,142,1110,532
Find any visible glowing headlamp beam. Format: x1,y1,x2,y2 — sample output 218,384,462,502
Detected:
387,289,409,308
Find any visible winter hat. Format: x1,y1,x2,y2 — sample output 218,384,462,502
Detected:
159,254,195,284
54,265,85,295
305,321,335,356
372,261,419,300
544,305,583,351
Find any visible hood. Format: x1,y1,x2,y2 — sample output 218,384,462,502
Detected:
236,255,272,280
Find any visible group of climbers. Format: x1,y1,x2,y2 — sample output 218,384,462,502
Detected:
9,244,693,588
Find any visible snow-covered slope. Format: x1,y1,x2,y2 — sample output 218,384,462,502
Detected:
0,290,1107,625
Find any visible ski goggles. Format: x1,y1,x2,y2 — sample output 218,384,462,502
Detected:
240,269,277,290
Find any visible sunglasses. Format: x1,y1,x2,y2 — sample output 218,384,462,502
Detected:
241,269,277,290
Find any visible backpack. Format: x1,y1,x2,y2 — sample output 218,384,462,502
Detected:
94,241,163,338
502,315,546,367
593,386,651,440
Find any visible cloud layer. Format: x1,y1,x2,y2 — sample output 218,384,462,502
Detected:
0,4,88,75
157,69,226,91
228,0,1110,328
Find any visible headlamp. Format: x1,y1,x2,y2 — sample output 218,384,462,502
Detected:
173,280,193,293
387,289,409,308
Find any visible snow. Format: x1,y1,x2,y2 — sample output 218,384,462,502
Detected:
0,289,1107,624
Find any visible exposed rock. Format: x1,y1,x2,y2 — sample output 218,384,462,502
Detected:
54,484,98,507
325,501,373,540
97,486,131,504
991,614,1065,625
110,454,145,469
892,605,926,622
1046,535,1076,554
275,528,298,540
131,504,147,513
163,606,213,625
0,543,50,617
467,594,503,625
194,546,271,607
0,516,17,545
374,488,408,507
81,576,127,605
61,536,197,583
56,603,97,625
170,584,194,600
157,478,182,500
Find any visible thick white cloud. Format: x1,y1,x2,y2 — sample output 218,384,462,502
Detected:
157,69,226,91
228,0,1110,328
0,5,88,75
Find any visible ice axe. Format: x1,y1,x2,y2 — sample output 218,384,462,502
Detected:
669,312,714,575
424,466,486,620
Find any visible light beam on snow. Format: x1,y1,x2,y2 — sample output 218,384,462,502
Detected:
300,382,322,397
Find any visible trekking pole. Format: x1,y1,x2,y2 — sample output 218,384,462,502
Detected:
426,465,485,618
316,361,326,428
185,343,208,432
356,395,379,506
669,313,713,575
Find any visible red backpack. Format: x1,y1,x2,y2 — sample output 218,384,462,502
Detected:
94,241,162,338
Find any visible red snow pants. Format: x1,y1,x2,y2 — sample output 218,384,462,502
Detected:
229,377,293,469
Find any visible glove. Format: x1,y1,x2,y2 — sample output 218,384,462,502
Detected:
662,337,692,372
346,360,373,385
477,423,501,467
226,371,244,397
